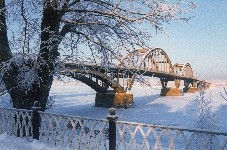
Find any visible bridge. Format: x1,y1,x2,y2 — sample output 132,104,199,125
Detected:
61,48,210,108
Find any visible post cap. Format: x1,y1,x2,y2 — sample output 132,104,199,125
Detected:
109,107,116,115
106,107,118,121
32,101,41,111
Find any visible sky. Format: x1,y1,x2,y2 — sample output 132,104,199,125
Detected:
150,0,227,80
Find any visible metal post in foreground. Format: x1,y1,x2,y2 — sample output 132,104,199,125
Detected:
106,107,118,150
32,101,41,140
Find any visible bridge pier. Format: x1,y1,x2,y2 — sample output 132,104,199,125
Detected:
197,81,211,91
183,80,198,93
160,78,183,96
95,90,133,108
203,82,211,90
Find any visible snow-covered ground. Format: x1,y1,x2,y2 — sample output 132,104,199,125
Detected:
0,78,227,149
0,132,69,150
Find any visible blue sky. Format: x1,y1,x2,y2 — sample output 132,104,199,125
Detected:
150,0,227,80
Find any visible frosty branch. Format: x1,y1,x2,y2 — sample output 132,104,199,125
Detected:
221,87,227,101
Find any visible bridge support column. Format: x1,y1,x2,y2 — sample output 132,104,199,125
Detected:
95,90,133,108
160,78,183,96
206,83,211,89
175,79,181,89
183,80,198,93
197,81,204,92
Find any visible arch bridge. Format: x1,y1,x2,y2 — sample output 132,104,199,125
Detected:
62,48,210,108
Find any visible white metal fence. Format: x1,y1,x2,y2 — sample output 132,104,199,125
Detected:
39,112,109,149
116,121,227,150
0,108,33,139
1,107,227,150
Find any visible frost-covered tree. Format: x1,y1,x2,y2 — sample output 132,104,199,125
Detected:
0,0,196,111
194,91,216,130
193,91,219,149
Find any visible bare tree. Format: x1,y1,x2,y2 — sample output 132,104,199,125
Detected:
0,0,196,110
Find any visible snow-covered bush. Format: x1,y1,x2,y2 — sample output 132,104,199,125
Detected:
193,90,219,149
194,91,216,130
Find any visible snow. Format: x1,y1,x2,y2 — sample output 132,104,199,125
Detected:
0,132,69,150
0,78,227,149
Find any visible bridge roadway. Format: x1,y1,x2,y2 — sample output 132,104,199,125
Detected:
61,48,210,108
63,62,199,82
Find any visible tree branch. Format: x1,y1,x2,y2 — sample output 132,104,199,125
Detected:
221,87,227,101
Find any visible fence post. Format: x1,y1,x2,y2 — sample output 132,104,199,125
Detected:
32,101,41,140
106,107,118,150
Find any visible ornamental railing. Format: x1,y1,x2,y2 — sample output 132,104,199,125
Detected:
1,106,227,150
39,112,109,149
116,121,227,150
0,107,33,139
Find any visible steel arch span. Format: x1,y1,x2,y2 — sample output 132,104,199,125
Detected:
183,63,194,78
173,63,194,78
120,48,174,74
143,48,173,73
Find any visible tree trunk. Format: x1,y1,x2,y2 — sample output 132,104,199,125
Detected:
0,0,12,61
0,0,21,108
35,0,60,111
0,0,60,111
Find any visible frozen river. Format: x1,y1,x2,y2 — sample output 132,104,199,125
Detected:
48,82,227,132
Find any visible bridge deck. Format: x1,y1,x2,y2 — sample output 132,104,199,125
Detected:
63,63,198,82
